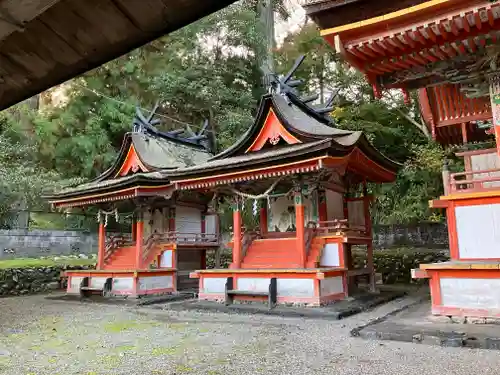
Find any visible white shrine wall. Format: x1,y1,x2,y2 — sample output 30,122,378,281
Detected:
268,195,318,232
455,203,500,260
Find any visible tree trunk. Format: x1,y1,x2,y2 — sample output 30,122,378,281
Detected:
258,0,275,91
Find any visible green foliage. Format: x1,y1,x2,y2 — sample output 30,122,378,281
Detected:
0,110,75,222
2,3,451,227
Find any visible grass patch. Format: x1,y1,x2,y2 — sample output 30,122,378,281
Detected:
0,258,95,269
151,346,179,356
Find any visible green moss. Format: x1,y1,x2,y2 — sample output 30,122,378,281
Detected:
175,365,193,373
151,346,179,356
104,321,139,333
0,258,95,269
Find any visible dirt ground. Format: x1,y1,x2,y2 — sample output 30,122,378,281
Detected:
1,294,499,375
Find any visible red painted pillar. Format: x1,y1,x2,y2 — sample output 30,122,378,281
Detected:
97,222,106,270
295,191,306,268
135,214,144,269
131,217,136,241
318,189,327,225
230,203,242,269
259,205,268,236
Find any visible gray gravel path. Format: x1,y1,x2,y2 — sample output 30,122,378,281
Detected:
0,294,499,374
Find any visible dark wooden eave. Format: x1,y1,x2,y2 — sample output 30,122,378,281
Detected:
303,0,428,30
0,0,236,111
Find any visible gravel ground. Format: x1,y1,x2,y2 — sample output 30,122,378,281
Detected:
0,294,499,375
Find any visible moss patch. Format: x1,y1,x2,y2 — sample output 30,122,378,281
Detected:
0,258,95,269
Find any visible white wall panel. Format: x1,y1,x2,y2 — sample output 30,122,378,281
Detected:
176,205,202,239
202,277,226,294
138,275,173,291
89,277,107,289
237,277,270,293
277,278,314,297
440,277,500,309
68,276,84,293
471,153,500,188
320,243,340,267
112,277,134,291
320,277,343,296
205,214,217,235
160,250,173,268
456,204,500,259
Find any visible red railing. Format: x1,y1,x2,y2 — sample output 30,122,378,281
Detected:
304,222,317,257
314,220,368,237
449,168,500,193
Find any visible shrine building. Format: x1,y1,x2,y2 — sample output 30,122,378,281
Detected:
303,0,500,317
170,64,399,306
46,58,399,305
46,106,220,297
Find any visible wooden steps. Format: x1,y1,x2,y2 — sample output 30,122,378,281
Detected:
240,237,327,269
241,238,299,269
104,246,135,270
79,277,112,298
225,277,277,309
305,238,326,268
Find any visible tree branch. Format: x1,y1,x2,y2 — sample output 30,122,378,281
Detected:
383,92,431,139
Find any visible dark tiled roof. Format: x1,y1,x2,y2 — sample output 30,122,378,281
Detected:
165,139,332,178
46,172,167,199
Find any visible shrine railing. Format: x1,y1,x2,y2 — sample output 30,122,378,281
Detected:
304,222,317,258
241,229,261,259
105,234,133,261
448,168,500,194
315,220,368,237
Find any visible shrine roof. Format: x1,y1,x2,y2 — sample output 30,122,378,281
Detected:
166,90,400,183
213,93,362,160
165,139,332,178
46,106,212,204
49,171,166,198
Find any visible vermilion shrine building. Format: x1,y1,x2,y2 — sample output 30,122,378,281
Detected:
47,62,399,305
304,0,500,317
46,108,220,297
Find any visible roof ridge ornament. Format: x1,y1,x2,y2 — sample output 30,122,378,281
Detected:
131,102,212,152
270,55,338,125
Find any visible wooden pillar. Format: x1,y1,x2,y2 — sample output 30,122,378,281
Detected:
259,201,268,236
294,187,306,268
230,198,242,269
135,210,144,269
200,250,207,269
131,214,136,241
363,181,376,292
97,221,106,270
489,75,500,156
317,188,327,224
168,207,175,232
442,159,451,195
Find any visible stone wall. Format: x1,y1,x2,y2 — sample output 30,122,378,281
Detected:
0,265,94,296
373,222,448,249
0,229,99,259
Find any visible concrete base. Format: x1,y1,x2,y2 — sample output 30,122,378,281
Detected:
45,291,194,306
352,300,500,350
152,290,406,320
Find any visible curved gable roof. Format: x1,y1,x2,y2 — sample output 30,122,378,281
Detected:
209,92,399,174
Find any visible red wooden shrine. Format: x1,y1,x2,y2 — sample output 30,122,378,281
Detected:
304,0,500,317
